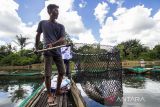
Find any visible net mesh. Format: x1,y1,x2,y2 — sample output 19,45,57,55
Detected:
71,43,123,106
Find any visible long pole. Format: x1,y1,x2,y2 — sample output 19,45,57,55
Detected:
29,44,71,54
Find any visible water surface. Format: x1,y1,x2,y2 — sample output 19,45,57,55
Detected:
0,75,43,107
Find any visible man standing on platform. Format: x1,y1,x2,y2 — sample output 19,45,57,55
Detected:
35,4,66,106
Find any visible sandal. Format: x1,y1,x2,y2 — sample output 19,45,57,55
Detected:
47,95,57,106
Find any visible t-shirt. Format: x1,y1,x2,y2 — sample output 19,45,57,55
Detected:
61,46,72,60
37,20,65,56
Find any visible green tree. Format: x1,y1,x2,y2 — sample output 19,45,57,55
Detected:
153,44,160,59
0,44,15,59
116,39,148,60
14,34,30,50
65,32,73,44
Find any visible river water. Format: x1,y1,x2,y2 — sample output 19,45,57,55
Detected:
0,74,43,107
122,74,160,107
76,73,160,107
0,71,160,107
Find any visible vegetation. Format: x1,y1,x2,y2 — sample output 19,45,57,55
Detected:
0,49,41,66
0,37,160,66
0,34,42,66
116,39,160,60
14,34,30,50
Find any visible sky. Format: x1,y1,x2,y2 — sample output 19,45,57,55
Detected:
0,0,160,49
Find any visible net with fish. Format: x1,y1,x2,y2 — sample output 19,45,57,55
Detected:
71,43,123,106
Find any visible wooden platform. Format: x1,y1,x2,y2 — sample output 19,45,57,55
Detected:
29,90,73,107
21,79,86,107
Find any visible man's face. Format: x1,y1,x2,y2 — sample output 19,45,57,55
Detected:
49,8,59,19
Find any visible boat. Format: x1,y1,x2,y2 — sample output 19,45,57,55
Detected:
124,66,152,74
151,66,160,73
19,75,86,107
0,72,43,76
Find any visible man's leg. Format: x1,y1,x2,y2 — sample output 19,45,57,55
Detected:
56,73,64,94
44,56,56,105
53,56,66,95
64,59,70,77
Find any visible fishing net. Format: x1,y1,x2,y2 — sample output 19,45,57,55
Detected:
71,43,123,106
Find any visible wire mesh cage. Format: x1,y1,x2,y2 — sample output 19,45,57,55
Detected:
72,43,122,74
71,43,123,106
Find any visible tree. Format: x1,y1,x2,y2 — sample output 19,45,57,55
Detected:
14,34,30,50
65,32,73,44
116,39,148,60
0,43,15,58
153,44,160,59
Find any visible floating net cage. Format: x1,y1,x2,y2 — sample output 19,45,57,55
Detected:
71,43,123,106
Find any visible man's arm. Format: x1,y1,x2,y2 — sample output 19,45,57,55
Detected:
35,32,41,50
48,36,66,48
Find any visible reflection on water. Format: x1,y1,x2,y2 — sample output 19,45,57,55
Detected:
74,72,160,107
74,71,123,107
123,74,160,107
0,75,43,107
123,75,146,89
81,77,123,106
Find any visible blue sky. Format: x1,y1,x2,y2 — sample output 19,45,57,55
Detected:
16,0,45,26
0,0,160,49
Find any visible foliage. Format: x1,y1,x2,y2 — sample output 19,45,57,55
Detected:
116,39,149,60
0,49,42,66
72,44,106,54
65,32,73,44
153,44,160,59
0,38,160,66
14,34,30,50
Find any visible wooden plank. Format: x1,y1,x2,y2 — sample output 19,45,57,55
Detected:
26,86,45,107
25,85,73,107
58,95,63,107
62,94,67,107
70,79,86,107
33,91,47,107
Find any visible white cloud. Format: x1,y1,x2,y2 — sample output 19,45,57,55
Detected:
154,10,160,20
71,30,97,43
0,0,37,50
107,0,117,4
113,7,126,16
0,0,22,38
0,0,96,50
100,5,160,48
0,40,6,46
107,0,124,7
79,0,87,8
39,0,96,44
94,2,109,25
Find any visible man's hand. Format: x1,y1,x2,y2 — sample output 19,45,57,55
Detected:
47,43,53,48
33,48,38,54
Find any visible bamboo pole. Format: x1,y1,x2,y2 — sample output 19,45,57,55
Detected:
29,44,71,54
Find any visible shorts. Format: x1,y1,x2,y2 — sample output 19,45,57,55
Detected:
44,55,65,77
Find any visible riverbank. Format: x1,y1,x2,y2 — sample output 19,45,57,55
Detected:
122,60,160,68
0,63,44,70
0,60,160,71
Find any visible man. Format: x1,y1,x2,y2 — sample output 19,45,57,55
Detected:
61,45,72,78
35,4,66,106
